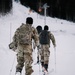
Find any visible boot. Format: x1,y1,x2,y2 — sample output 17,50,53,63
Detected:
37,56,39,63
15,72,21,75
41,62,44,72
44,64,48,72
41,62,44,67
16,68,22,75
42,64,48,75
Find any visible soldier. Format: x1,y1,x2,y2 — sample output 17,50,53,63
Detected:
9,17,39,75
36,25,42,63
39,25,56,74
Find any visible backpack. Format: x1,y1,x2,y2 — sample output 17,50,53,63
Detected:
39,30,50,44
18,24,32,45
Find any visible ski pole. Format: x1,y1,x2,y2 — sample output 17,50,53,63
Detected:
10,23,12,43
9,55,16,75
54,47,56,73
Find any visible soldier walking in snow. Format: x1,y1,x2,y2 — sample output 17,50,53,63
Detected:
9,17,39,75
39,25,56,74
36,25,42,63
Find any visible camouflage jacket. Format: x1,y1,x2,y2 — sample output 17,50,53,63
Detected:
9,23,39,50
49,31,56,47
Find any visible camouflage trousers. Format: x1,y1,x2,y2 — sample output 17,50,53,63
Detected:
40,45,50,64
16,45,33,75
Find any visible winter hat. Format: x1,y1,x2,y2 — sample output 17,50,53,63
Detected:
36,25,42,34
26,17,33,24
44,25,49,30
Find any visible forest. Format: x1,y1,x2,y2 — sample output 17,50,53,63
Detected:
0,0,75,22
0,0,12,15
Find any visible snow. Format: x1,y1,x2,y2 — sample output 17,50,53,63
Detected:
0,1,75,75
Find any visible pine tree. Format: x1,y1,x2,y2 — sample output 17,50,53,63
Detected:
0,0,12,15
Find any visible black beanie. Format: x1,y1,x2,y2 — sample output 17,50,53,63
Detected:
44,25,49,30
26,17,33,24
36,25,42,34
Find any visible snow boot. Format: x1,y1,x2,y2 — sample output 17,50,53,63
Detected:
43,64,48,75
37,56,39,63
44,64,48,71
15,72,21,75
41,62,44,72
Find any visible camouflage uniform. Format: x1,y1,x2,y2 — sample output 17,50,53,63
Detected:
36,25,42,63
39,26,56,72
12,23,39,75
40,31,56,64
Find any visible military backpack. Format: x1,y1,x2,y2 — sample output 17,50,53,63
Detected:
39,30,50,44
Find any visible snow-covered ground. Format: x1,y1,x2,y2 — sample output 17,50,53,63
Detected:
0,1,75,75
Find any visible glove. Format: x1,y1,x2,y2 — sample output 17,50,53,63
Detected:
9,42,17,51
9,42,13,49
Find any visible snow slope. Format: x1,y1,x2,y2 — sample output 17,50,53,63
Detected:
0,1,75,75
